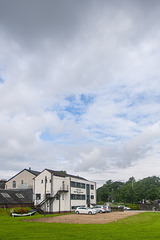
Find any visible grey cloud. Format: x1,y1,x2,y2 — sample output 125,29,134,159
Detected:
1,0,160,50
74,122,160,172
0,0,91,49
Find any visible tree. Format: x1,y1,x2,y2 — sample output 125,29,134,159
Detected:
97,179,124,202
96,176,160,203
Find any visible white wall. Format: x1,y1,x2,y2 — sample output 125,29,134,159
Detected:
70,177,96,209
34,170,96,213
6,170,35,189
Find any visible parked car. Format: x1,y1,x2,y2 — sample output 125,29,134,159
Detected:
75,207,97,215
106,205,112,212
92,205,111,213
123,206,131,210
118,205,131,210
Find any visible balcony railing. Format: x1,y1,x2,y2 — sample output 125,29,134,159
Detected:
18,183,33,189
59,184,68,192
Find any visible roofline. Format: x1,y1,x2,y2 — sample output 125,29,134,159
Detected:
7,168,40,182
34,168,95,182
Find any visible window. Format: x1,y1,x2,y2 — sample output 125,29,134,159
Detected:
21,180,23,184
76,195,80,200
71,194,75,200
71,181,75,187
91,195,94,199
82,195,85,200
81,183,85,189
36,194,41,200
1,193,11,198
41,180,43,184
13,181,16,188
71,181,86,189
16,193,24,198
71,194,85,200
91,185,94,190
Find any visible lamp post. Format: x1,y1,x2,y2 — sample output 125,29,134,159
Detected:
132,179,134,204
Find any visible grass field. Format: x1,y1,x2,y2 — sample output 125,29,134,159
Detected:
0,209,160,240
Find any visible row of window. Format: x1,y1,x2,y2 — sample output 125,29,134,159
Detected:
71,181,85,188
12,179,94,190
39,179,94,191
70,194,95,200
69,194,95,200
71,181,94,190
36,193,94,201
71,194,85,200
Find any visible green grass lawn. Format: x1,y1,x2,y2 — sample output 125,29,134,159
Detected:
1,209,160,240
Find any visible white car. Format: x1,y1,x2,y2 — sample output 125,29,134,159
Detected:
123,206,131,210
92,205,107,213
118,205,131,210
92,205,112,213
75,207,97,215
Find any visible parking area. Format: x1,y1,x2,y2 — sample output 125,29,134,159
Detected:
28,211,143,224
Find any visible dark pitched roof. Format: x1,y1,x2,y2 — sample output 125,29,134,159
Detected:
7,168,40,182
26,169,40,176
45,169,87,181
0,189,33,205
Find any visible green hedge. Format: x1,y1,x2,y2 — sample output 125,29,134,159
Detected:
96,202,105,205
124,204,140,210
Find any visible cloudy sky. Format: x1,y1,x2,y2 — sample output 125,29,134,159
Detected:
0,0,160,187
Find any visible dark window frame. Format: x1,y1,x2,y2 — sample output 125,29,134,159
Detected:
13,180,16,188
91,185,94,190
71,194,85,200
71,181,85,189
36,194,41,200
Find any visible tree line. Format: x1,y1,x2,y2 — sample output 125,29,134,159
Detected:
97,176,160,203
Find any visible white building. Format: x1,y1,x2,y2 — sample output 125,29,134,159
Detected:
6,168,40,190
33,169,96,213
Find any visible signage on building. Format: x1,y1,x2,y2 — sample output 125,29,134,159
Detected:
73,189,83,194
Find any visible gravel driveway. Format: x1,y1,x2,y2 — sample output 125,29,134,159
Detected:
27,211,143,224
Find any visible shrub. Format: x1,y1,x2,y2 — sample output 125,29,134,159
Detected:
124,204,140,210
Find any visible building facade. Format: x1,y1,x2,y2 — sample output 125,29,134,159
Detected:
33,169,96,213
6,168,40,190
